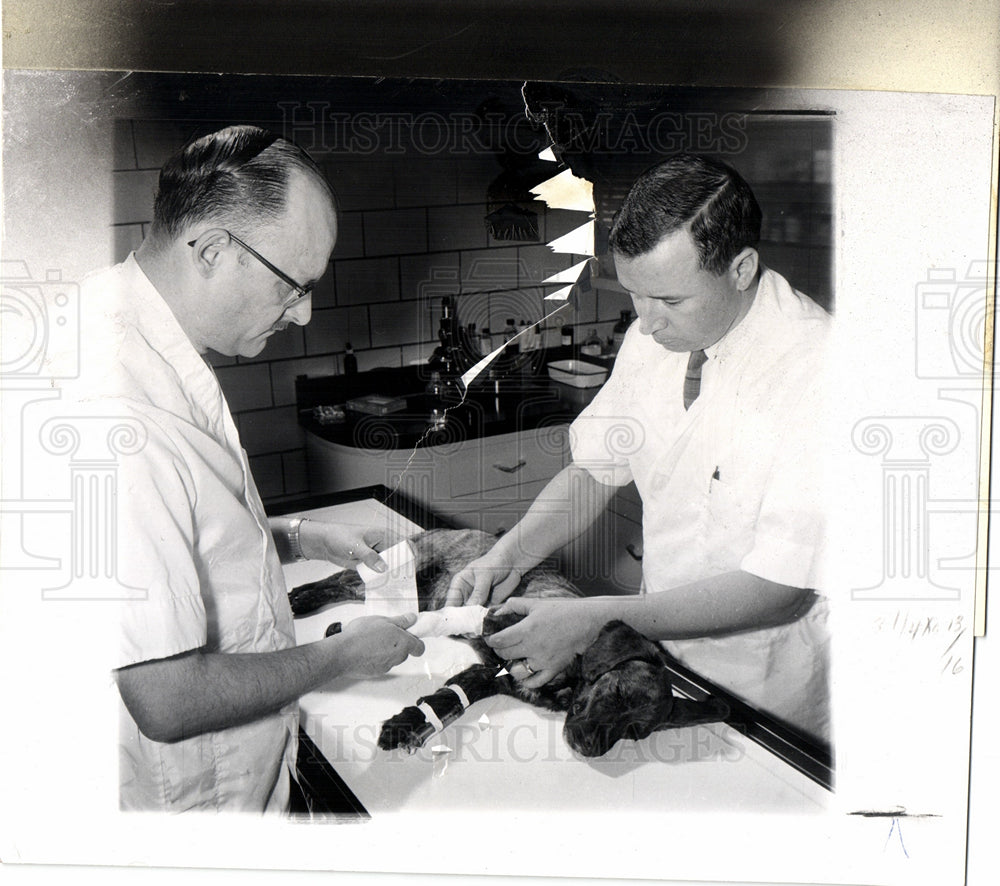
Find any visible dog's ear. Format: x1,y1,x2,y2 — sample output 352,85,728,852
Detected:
580,620,665,683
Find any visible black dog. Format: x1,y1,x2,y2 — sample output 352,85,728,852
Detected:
288,528,728,758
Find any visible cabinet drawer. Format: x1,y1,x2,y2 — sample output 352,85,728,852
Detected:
449,426,569,498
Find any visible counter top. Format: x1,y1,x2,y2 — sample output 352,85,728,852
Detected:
296,350,611,449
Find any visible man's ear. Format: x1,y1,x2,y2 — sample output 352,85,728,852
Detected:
186,228,232,279
729,247,759,292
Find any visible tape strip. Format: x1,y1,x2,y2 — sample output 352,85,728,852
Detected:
447,683,472,710
417,701,444,734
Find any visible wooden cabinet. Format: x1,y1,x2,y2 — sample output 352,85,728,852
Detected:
305,425,645,596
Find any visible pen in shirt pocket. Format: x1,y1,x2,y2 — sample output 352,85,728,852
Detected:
709,465,721,492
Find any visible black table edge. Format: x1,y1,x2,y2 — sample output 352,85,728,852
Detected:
660,649,835,792
266,483,454,530
291,728,370,821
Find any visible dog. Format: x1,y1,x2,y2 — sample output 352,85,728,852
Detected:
288,528,729,758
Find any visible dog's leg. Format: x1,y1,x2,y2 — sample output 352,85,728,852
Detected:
377,664,516,753
287,569,365,616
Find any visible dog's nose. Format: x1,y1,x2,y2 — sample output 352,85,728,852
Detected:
564,719,618,758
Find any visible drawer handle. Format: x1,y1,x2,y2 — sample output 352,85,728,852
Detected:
625,543,643,562
493,459,527,474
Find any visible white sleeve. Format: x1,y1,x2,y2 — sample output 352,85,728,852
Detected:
741,370,828,591
116,408,207,669
568,326,647,487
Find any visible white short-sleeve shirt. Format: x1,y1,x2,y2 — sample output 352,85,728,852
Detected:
76,256,297,813
570,267,832,740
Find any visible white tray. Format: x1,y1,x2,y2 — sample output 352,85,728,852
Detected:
547,359,609,388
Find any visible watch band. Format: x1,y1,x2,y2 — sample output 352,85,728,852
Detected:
287,517,308,561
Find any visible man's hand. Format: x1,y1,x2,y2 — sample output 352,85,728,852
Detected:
116,612,427,743
444,465,616,606
299,521,397,574
445,546,523,607
486,598,607,690
337,613,425,676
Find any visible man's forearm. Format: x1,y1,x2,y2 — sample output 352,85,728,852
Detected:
585,571,813,641
269,516,292,563
496,463,617,567
118,633,362,743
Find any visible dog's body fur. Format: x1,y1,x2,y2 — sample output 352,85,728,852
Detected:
288,528,728,757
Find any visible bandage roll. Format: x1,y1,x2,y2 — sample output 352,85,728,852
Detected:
411,605,488,638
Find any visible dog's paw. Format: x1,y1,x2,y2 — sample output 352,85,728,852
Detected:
377,706,436,753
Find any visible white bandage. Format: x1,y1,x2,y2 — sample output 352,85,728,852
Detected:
411,606,488,638
358,541,419,619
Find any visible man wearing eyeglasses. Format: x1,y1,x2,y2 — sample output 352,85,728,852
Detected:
77,126,425,812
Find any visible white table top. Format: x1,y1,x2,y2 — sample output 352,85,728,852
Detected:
284,498,830,815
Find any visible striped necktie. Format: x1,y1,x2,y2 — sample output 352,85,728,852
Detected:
683,349,708,410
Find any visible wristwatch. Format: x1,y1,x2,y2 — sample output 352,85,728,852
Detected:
287,517,309,561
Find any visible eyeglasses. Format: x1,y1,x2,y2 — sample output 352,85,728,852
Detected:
187,231,313,306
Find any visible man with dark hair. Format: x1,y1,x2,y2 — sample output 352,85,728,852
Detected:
608,153,764,274
73,126,424,812
448,154,831,742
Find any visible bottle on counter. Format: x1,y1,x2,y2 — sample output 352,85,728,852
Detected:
343,342,358,375
581,328,603,358
425,370,442,396
465,323,480,364
503,318,519,355
521,324,542,352
518,319,532,352
427,295,459,373
531,321,544,353
561,325,574,347
440,357,462,404
610,310,632,355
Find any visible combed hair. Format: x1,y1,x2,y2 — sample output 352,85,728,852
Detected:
150,125,334,240
609,154,762,275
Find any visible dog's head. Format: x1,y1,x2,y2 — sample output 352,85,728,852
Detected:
563,620,729,758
